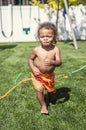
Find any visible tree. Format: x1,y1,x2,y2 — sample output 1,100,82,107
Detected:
32,0,86,11
47,0,86,11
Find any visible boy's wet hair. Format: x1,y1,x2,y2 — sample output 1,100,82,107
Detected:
37,22,58,44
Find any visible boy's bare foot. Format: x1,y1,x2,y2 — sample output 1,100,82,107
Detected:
41,106,48,114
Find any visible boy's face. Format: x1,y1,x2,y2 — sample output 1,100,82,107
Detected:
38,27,54,47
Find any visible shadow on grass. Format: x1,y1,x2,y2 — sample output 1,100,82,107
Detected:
0,44,17,49
44,87,71,107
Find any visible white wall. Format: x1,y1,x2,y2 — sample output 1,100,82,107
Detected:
0,4,86,43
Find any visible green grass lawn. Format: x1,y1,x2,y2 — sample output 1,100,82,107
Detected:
0,41,86,130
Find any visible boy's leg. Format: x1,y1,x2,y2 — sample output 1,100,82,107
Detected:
31,73,48,114
36,91,48,114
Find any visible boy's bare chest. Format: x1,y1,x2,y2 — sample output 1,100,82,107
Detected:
37,49,55,59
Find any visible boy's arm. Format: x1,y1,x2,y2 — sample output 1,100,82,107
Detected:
51,47,62,66
28,49,36,69
28,49,40,75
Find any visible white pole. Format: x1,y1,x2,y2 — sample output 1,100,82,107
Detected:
63,0,78,49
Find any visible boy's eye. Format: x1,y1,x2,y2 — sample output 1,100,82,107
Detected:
48,36,52,38
39,36,44,38
40,36,52,38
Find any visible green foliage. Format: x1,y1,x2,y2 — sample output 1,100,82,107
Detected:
67,0,85,6
47,0,85,10
31,0,86,11
0,41,86,130
31,0,45,8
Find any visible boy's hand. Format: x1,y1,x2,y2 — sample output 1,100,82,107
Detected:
33,67,40,76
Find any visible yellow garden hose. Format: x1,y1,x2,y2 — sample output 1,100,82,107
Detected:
0,64,85,102
0,78,32,101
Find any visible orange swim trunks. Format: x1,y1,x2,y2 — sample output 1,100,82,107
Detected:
31,73,55,92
